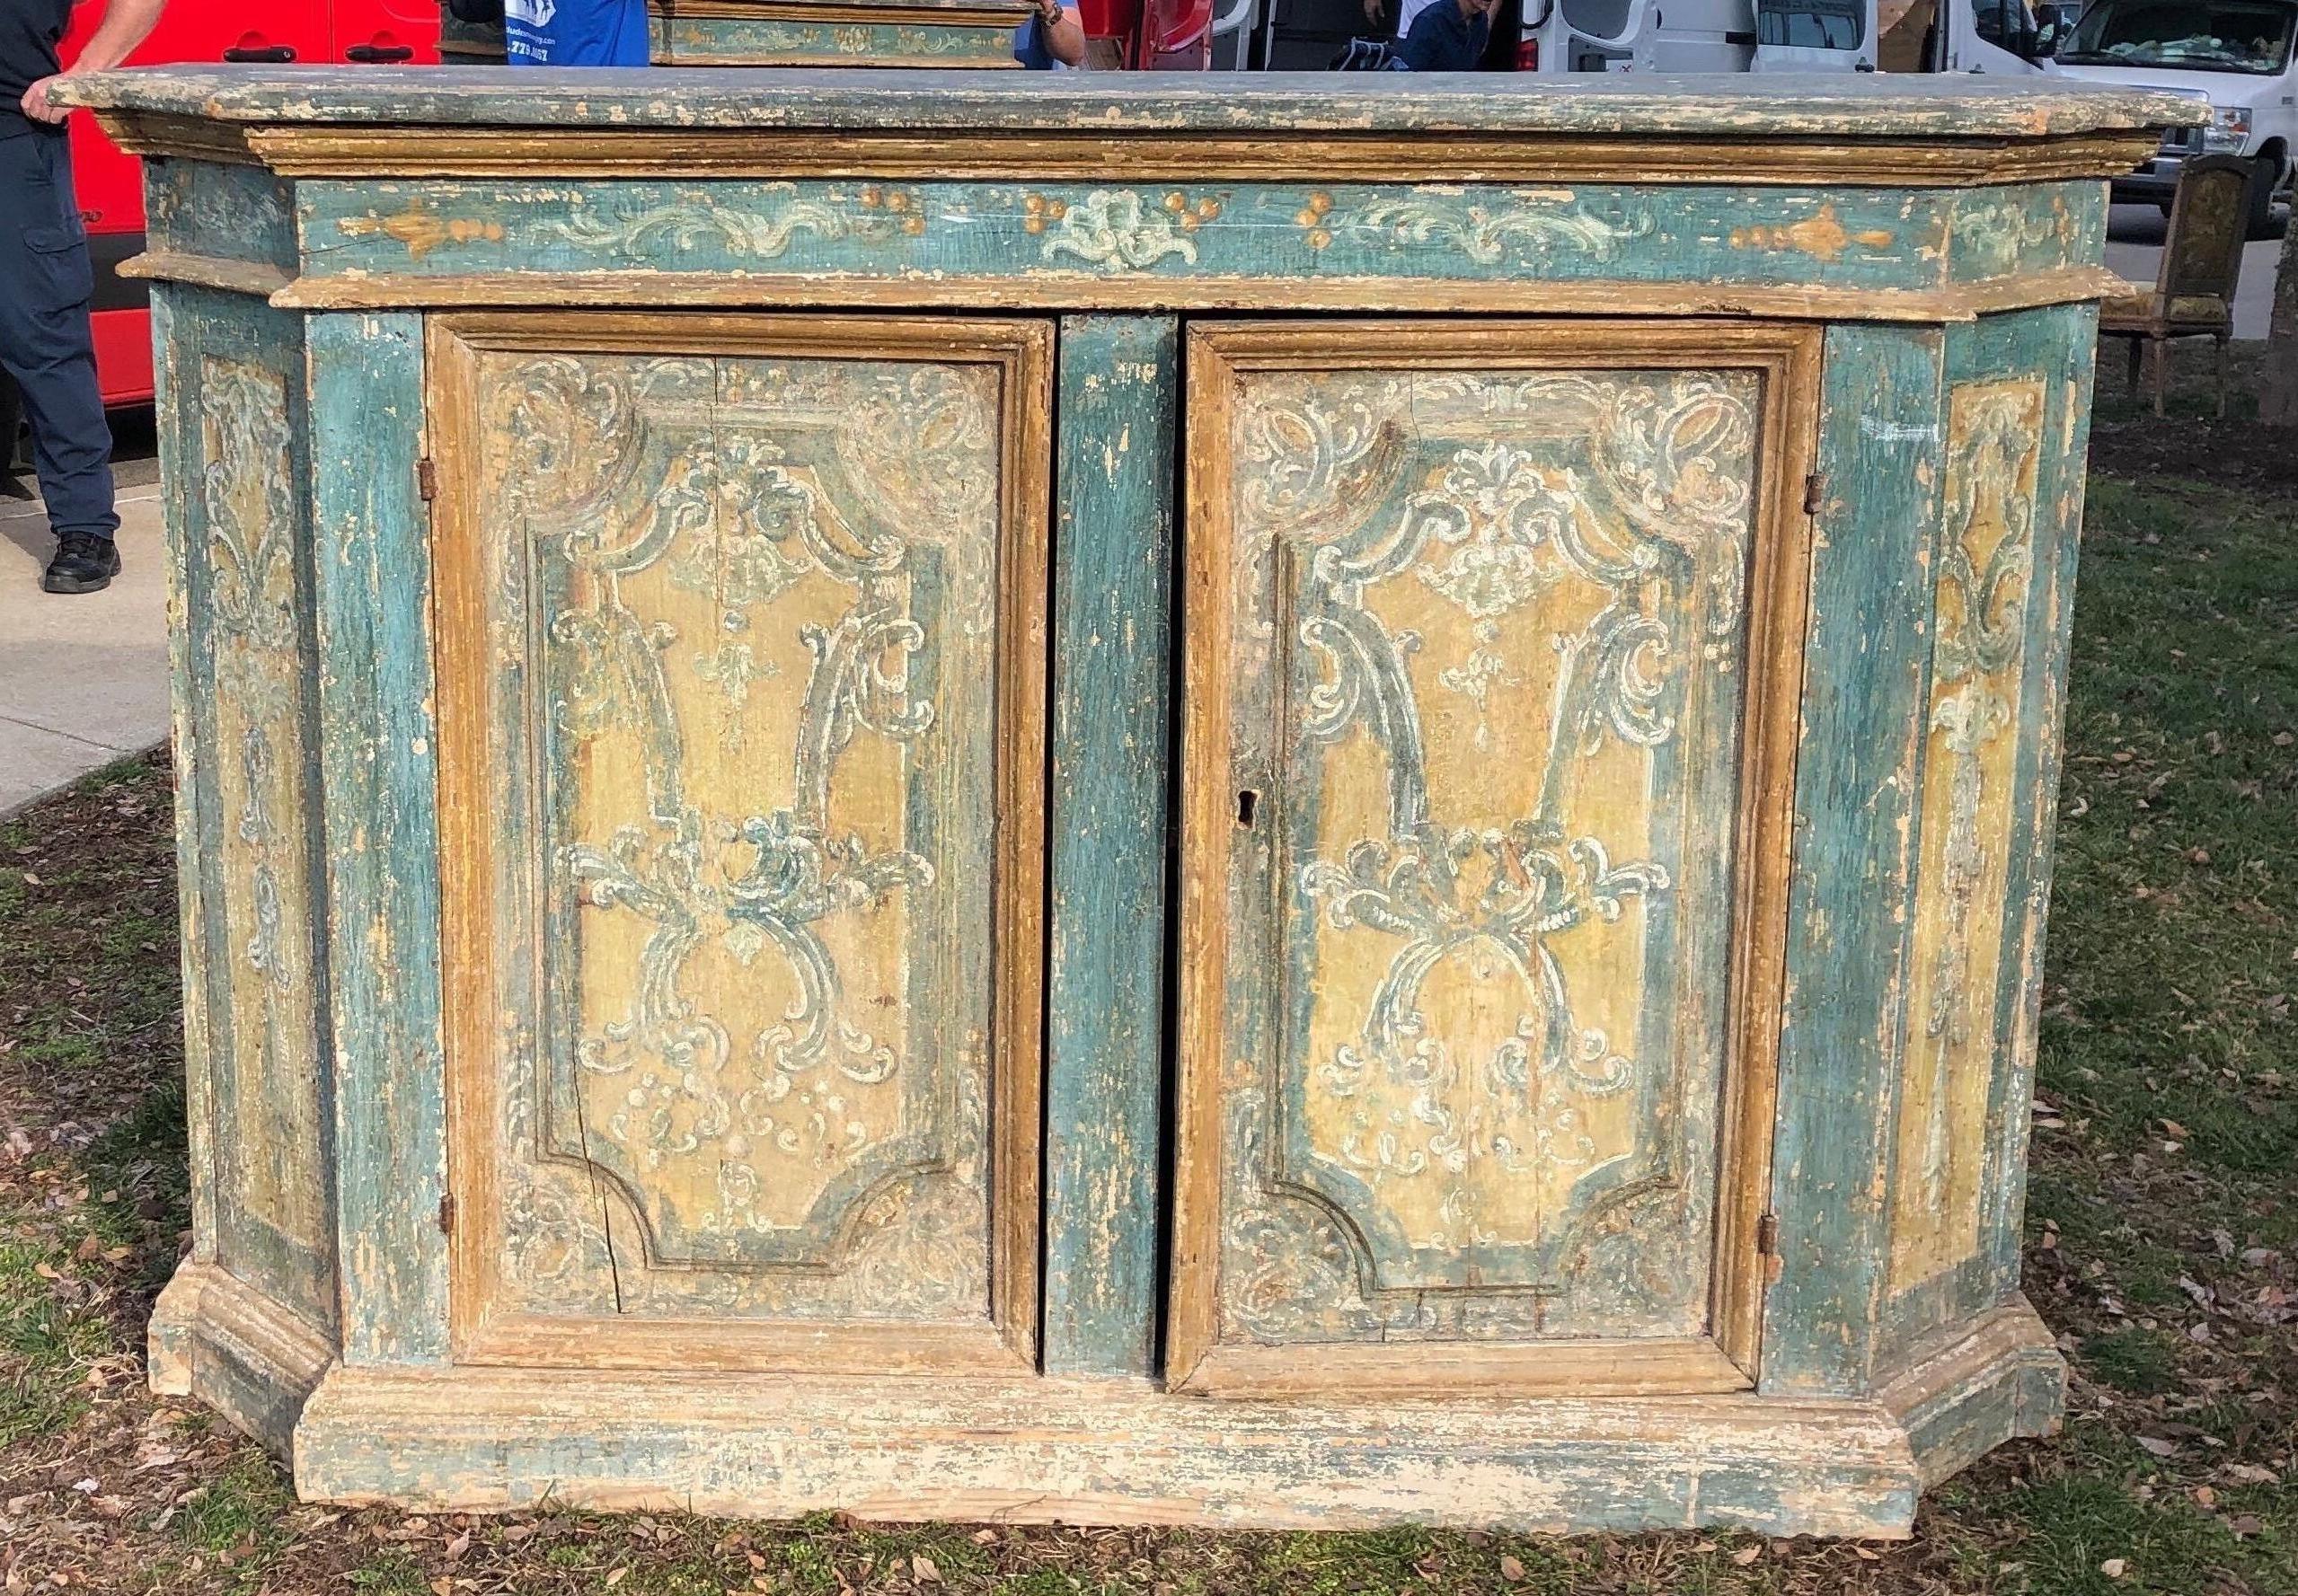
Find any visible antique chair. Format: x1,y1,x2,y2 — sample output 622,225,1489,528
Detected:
2099,154,2251,418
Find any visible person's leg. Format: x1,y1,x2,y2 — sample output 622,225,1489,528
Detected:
0,131,120,592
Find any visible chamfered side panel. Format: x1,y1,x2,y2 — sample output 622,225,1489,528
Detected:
434,314,1047,1372
1883,304,2096,1362
1888,374,2046,1294
1173,322,1815,1396
162,286,338,1334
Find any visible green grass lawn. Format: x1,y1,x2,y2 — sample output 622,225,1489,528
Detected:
1,369,2293,1594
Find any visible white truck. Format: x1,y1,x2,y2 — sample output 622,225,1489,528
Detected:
2051,0,2295,238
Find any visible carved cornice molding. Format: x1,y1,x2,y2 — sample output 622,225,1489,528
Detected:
92,111,2159,189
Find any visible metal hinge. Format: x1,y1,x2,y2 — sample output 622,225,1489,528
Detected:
1801,472,1826,516
438,1193,455,1236
417,457,438,503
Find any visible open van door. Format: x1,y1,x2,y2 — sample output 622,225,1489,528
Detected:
1936,0,2059,71
1754,0,1878,66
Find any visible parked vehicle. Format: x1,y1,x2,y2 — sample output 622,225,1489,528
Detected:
58,0,443,410
1518,0,1875,75
1081,0,1216,64
2052,0,2295,237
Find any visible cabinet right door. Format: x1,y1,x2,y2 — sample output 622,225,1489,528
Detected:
1171,322,1818,1398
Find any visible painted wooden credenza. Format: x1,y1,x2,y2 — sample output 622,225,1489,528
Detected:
436,0,1034,66
63,66,2192,1536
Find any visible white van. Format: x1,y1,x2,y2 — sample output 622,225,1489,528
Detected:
2051,0,2295,237
1519,0,1874,73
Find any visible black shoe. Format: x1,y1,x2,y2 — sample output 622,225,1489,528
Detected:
42,530,120,595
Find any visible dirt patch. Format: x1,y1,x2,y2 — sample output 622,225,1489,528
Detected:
2087,343,2298,494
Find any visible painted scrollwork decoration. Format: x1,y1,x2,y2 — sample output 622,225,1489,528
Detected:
480,348,1000,1315
197,355,328,1261
1221,366,1761,1344
1895,377,2046,1281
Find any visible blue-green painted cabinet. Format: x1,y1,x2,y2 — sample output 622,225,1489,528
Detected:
72,66,2190,1536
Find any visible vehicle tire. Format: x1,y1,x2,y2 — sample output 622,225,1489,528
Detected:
2244,154,2281,240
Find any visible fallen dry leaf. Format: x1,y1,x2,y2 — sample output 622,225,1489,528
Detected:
1500,1554,1527,1581
1731,1546,1763,1566
911,1554,941,1584
2101,1558,2129,1579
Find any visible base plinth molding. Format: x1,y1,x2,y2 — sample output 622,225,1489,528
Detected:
154,1256,2064,1538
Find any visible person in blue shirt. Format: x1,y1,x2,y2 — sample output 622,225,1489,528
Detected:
1396,0,1496,69
504,0,650,66
1012,0,1085,67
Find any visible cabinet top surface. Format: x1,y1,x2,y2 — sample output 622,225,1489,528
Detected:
61,66,2196,139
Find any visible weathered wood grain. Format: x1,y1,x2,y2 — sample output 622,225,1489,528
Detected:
296,1362,1923,1536
153,1259,335,1459
178,128,2163,190
153,287,340,1345
306,309,450,1365
147,287,218,1396
1876,1299,2064,1486
650,9,1020,66
142,155,296,272
1043,315,1177,1380
261,266,2131,324
49,67,2200,142
1984,304,2097,1301
1875,305,2094,1372
1762,324,1946,1398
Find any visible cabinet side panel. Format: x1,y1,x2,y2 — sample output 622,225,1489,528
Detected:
1762,322,1944,1396
159,283,339,1334
307,310,450,1364
1044,314,1178,1379
1880,304,2093,1362
152,288,218,1274
1983,303,2096,1300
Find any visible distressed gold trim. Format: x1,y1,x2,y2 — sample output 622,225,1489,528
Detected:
93,110,259,165
84,119,2161,187
261,264,2131,322
116,250,295,298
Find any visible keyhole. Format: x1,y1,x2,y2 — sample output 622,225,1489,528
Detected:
1236,789,1259,828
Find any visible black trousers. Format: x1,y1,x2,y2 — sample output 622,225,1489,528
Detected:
0,128,118,542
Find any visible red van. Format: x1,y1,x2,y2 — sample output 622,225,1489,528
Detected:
59,0,443,408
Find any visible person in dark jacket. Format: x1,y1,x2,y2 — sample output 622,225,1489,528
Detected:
1397,0,1496,69
9,0,164,594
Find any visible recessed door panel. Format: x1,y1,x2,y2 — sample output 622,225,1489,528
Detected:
433,313,1048,1374
1172,321,1816,1398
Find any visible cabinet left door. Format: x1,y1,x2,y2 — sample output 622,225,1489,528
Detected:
429,313,1051,1375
